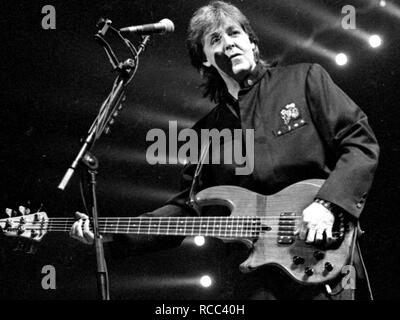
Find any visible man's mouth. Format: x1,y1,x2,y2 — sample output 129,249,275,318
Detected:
229,53,241,60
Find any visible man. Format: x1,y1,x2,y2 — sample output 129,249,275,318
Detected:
70,1,379,299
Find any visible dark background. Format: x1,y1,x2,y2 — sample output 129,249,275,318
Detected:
0,0,399,300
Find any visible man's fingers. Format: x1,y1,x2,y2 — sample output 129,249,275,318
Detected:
75,219,84,238
83,219,94,244
299,222,308,240
325,227,333,244
306,224,317,243
75,212,89,220
315,227,325,243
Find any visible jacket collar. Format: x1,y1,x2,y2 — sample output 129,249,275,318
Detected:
239,62,269,89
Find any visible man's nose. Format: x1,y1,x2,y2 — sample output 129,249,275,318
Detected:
222,34,235,51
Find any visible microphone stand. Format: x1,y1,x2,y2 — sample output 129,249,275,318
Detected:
57,18,150,300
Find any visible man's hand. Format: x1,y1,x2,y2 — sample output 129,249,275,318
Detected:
69,212,95,245
297,202,335,245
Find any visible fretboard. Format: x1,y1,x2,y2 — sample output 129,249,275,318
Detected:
45,216,264,238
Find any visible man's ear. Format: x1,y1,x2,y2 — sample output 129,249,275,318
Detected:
251,42,256,51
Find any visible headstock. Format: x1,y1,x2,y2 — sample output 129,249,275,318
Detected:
1,207,48,242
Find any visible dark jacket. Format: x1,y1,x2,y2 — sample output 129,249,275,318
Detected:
112,62,379,254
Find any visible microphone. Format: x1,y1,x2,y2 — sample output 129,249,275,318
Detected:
120,18,174,34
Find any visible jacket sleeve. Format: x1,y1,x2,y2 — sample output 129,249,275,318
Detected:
109,163,201,258
305,63,379,218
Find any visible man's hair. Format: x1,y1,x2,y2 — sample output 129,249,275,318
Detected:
186,1,268,103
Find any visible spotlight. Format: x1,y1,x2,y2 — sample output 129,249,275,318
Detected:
379,0,386,7
200,275,212,288
369,34,382,48
335,53,348,66
194,236,205,247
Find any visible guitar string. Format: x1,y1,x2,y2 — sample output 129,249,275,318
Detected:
15,224,342,238
8,216,303,221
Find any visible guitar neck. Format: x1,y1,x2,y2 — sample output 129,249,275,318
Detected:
47,216,260,238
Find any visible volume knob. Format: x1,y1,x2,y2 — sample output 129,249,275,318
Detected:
325,262,334,272
292,256,305,265
313,250,325,260
305,267,314,276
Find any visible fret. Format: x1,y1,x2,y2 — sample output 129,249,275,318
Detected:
116,218,120,233
138,217,142,235
157,217,161,235
178,219,184,235
224,218,227,237
206,216,210,236
191,217,195,236
102,217,108,233
166,217,170,235
147,217,151,235
184,217,187,236
201,217,206,236
60,219,66,232
175,218,179,236
248,217,252,237
127,218,131,234
235,217,239,237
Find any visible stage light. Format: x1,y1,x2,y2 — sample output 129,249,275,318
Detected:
200,275,212,288
369,34,382,48
194,236,205,246
379,0,386,7
335,53,348,66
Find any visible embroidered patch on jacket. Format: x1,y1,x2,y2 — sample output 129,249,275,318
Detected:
280,103,299,125
274,103,307,137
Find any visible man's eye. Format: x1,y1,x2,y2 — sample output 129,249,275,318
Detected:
211,37,220,45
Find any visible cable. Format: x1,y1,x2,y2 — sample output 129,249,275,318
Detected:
357,240,374,300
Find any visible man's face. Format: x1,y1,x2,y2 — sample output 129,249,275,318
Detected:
202,18,256,82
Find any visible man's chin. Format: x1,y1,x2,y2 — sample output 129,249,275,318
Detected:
231,65,252,79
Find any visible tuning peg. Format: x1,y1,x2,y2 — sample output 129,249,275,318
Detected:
5,208,12,217
4,219,12,231
5,208,16,217
18,205,31,216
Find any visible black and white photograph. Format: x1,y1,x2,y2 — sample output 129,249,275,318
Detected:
0,0,399,306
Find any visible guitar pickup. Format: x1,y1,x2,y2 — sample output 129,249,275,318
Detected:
279,220,296,226
277,236,294,244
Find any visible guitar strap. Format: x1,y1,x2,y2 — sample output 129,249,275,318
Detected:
354,223,374,300
187,137,211,215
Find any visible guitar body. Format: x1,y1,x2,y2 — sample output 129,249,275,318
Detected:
195,179,356,285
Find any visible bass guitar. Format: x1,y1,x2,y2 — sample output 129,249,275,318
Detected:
0,179,355,285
